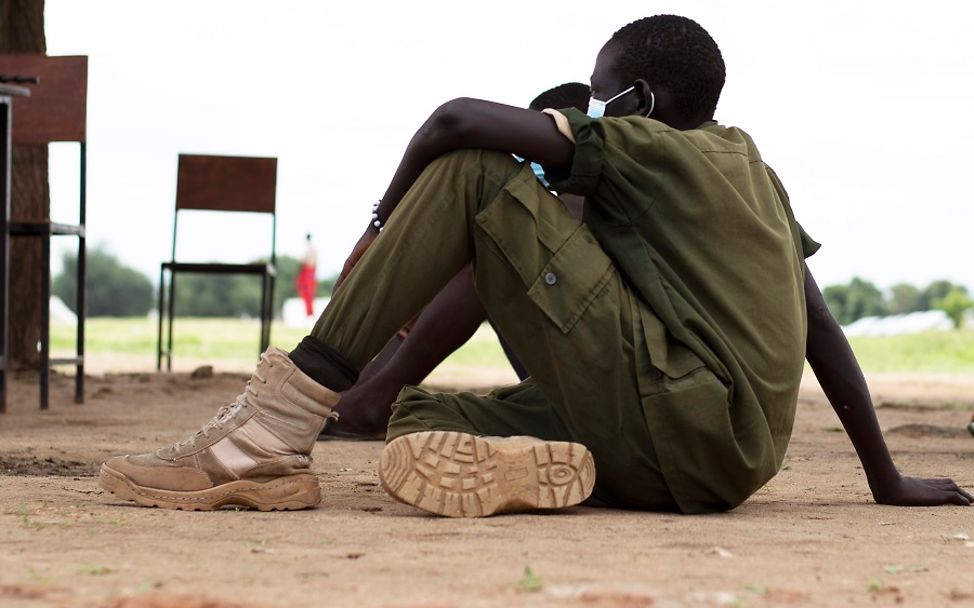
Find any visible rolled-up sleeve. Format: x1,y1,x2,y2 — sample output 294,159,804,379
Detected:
542,108,606,196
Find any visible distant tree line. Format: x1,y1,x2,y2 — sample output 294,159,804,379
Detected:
823,278,973,328
53,247,337,317
52,249,973,328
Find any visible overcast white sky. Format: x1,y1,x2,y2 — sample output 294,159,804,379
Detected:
43,1,974,292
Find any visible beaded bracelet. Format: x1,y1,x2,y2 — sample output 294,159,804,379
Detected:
371,200,384,231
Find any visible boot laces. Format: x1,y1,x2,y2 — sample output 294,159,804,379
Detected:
173,352,273,449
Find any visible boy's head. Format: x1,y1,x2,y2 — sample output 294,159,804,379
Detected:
529,82,591,112
591,15,725,128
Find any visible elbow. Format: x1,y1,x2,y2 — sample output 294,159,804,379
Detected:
805,299,844,361
807,302,831,330
803,275,839,333
808,299,840,333
425,97,476,145
806,305,839,345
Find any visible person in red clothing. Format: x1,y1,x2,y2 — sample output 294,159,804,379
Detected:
296,233,317,317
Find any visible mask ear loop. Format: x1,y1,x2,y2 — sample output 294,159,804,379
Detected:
646,90,656,118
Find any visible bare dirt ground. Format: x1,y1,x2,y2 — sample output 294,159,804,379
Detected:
2,369,974,608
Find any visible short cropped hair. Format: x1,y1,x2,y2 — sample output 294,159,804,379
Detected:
529,82,591,112
609,15,725,118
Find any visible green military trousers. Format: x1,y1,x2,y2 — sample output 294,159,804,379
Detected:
313,149,688,510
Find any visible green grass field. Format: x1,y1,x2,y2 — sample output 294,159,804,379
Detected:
832,330,974,373
49,317,974,374
49,317,513,373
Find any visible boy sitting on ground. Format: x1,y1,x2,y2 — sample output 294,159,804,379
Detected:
100,15,971,516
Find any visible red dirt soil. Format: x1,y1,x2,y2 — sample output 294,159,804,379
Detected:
1,370,973,607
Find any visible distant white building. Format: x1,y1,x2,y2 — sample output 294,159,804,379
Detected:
49,296,77,325
843,310,954,336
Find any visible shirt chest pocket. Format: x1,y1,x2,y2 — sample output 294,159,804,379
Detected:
526,225,615,334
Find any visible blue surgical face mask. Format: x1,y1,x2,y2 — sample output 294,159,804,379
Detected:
586,85,655,119
512,155,551,189
530,161,550,189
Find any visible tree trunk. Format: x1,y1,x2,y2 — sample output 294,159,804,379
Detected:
1,0,48,369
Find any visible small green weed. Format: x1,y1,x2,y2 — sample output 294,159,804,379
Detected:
80,564,111,576
516,566,543,592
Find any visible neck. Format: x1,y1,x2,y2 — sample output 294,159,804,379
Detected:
653,109,712,130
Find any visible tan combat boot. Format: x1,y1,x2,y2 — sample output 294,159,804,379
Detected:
100,347,339,511
379,431,596,517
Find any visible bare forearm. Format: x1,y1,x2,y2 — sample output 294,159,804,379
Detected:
375,97,574,222
336,103,470,289
803,270,900,496
374,107,461,222
805,267,972,506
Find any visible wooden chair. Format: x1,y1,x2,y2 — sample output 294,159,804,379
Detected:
0,55,87,411
156,154,278,371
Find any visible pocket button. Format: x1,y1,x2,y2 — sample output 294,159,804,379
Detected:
544,272,558,286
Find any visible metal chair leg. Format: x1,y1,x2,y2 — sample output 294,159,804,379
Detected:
267,273,275,349
259,273,269,354
166,271,175,371
74,232,85,403
39,230,50,410
156,266,164,371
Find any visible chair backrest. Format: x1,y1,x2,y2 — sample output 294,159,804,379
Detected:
0,54,87,144
172,154,278,263
176,154,277,214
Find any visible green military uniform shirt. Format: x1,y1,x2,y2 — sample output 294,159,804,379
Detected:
546,108,816,512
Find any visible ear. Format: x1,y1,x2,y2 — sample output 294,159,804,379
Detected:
633,79,655,116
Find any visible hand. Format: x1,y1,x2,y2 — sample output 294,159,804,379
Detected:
334,225,379,294
873,475,973,506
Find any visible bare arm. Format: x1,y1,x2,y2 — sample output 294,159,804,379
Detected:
374,98,574,222
804,267,971,506
336,99,573,288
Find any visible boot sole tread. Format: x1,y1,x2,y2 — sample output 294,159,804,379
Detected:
378,431,595,517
